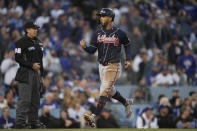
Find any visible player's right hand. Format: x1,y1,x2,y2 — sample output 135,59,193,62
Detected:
32,63,40,70
124,61,131,69
80,40,86,48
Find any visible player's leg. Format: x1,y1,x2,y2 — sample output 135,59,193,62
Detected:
84,64,105,128
93,63,120,116
109,63,133,118
84,64,114,128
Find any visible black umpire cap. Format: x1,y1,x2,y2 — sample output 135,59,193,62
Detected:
96,8,115,21
24,21,40,30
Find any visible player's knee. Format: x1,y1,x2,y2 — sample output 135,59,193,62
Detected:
100,81,114,97
109,87,116,97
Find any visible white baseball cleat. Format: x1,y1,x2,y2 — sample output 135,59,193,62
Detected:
84,113,96,128
125,98,134,118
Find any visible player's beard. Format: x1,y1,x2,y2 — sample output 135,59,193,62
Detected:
101,21,108,29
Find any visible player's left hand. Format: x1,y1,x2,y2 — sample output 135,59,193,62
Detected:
124,61,131,69
80,40,86,48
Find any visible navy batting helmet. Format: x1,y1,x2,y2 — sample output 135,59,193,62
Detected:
96,8,115,21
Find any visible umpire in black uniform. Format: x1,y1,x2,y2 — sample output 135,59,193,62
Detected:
15,21,45,128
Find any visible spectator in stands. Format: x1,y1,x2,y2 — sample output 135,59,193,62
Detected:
189,91,197,118
154,66,174,86
0,50,18,88
55,76,66,100
132,48,148,84
49,86,62,105
40,92,59,110
152,94,165,110
159,97,173,115
59,109,80,128
172,66,187,86
10,1,23,17
60,87,72,110
8,12,23,31
168,37,184,65
176,107,195,128
189,91,197,109
50,3,64,19
157,105,175,128
59,50,71,73
0,0,7,16
67,98,86,123
89,98,98,114
172,96,182,117
146,63,159,86
0,93,6,109
0,107,15,129
178,46,196,84
4,90,16,109
39,106,59,128
0,27,10,64
136,107,158,128
57,14,72,39
43,76,52,92
96,108,119,128
170,89,180,106
134,80,152,103
130,26,145,59
35,12,49,28
182,97,192,110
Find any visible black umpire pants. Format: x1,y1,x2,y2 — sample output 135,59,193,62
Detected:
16,69,41,126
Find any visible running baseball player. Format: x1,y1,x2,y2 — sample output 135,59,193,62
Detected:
80,8,133,128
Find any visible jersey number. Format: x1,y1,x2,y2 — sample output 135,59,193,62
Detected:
15,48,21,54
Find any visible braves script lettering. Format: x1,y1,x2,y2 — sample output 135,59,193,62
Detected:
97,34,119,46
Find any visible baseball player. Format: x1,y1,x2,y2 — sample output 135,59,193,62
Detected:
15,21,45,129
80,8,133,128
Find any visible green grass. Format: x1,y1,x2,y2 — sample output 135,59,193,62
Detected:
1,129,197,131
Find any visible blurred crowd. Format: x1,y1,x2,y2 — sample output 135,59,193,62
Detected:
136,90,197,128
0,0,197,129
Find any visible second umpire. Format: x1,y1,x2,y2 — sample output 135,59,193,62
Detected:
15,21,45,129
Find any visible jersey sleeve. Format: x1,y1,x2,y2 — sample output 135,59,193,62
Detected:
15,39,33,68
83,31,98,54
120,30,130,46
119,30,132,61
89,31,98,48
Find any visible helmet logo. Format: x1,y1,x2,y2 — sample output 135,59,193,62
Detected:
101,10,106,14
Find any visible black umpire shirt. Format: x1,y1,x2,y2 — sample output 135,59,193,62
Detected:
15,36,44,83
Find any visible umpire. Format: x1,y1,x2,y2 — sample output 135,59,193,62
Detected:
15,21,45,129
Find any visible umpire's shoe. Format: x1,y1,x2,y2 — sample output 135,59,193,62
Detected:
31,122,46,129
125,98,134,118
84,113,96,128
16,124,31,129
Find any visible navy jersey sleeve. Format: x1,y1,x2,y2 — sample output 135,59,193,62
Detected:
119,30,131,61
120,30,130,46
83,32,98,54
89,31,98,48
